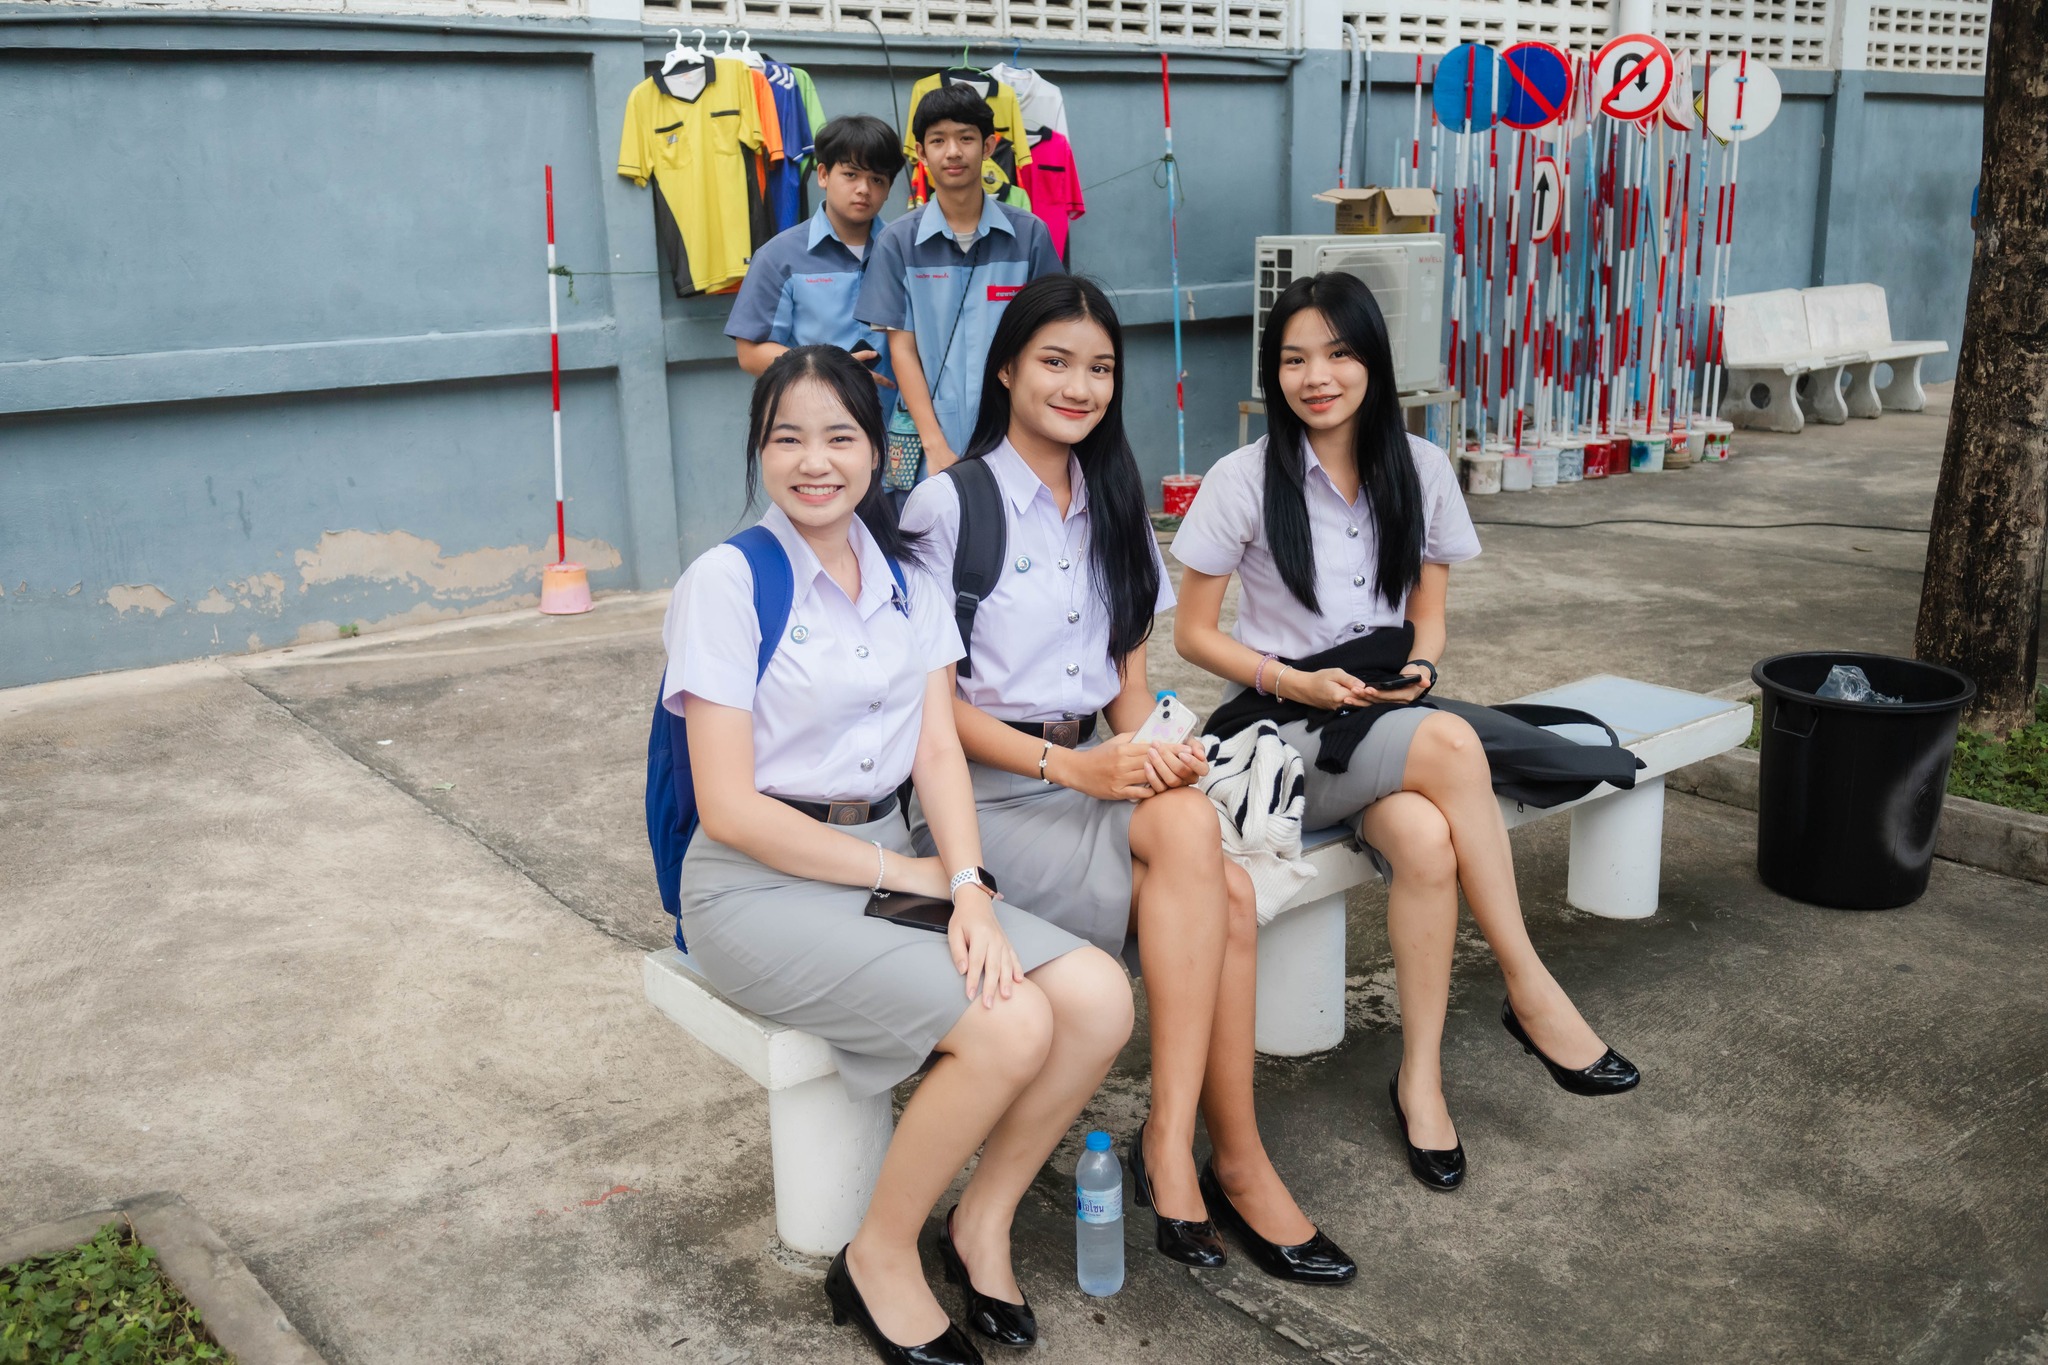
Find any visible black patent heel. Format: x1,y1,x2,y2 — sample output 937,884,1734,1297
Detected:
1127,1120,1227,1267
1501,998,1641,1096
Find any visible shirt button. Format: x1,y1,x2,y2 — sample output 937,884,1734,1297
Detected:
855,645,869,659
1065,663,1080,676
1352,573,1366,587
867,700,881,712
1350,622,1366,633
1066,610,1080,623
860,758,875,772
1346,525,1359,538
1058,558,1071,570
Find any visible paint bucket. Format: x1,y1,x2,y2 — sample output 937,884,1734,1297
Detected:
1500,448,1535,492
1161,474,1202,518
1604,434,1634,475
1531,445,1561,488
1581,437,1609,479
540,561,593,615
1629,429,1667,473
1558,440,1586,483
1463,450,1503,495
1663,426,1697,469
1698,418,1734,462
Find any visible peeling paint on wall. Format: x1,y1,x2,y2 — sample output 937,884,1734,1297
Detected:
194,588,236,614
292,531,622,600
105,584,177,616
236,572,287,608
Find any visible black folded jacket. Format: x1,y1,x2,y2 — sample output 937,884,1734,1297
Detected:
1204,624,1645,809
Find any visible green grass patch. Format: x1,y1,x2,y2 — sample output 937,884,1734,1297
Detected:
1149,512,1182,535
2,1222,232,1364
1739,686,2048,815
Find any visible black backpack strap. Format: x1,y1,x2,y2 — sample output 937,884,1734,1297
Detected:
943,458,1006,679
1490,702,1622,749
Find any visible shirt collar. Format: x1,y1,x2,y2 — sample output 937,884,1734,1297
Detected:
987,439,1089,520
806,205,854,253
1295,433,1361,509
758,505,900,619
914,193,1014,245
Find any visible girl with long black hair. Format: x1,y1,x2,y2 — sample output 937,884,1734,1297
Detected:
1172,273,1639,1192
669,345,1133,1365
901,278,1356,1328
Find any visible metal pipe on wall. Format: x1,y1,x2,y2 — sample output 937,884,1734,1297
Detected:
1339,21,1364,188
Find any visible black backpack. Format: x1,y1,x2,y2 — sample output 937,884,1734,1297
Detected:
941,457,1007,679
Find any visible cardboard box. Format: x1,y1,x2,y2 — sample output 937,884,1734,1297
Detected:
1314,186,1441,235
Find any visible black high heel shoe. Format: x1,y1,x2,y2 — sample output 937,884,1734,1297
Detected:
1501,998,1640,1096
825,1245,984,1365
1127,1121,1226,1267
1388,1072,1465,1191
936,1208,1036,1349
1197,1163,1356,1284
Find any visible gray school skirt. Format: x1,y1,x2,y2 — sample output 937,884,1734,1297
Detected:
1222,685,1434,882
678,811,1091,1100
908,740,1139,957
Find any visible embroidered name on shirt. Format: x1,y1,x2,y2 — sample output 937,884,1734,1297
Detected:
986,285,1023,303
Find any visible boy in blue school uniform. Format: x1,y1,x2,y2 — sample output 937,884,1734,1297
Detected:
857,85,1065,480
726,115,908,384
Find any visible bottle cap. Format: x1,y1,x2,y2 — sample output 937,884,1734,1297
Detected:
1155,690,1177,700
1085,1130,1112,1152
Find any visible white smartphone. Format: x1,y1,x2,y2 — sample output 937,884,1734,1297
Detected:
1131,691,1199,746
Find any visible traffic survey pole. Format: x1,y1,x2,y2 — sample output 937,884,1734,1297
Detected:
539,163,593,614
1159,54,1199,514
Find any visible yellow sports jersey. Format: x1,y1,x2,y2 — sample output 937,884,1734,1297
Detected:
904,71,1034,169
618,63,765,295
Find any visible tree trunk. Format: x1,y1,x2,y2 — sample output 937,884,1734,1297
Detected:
1914,0,2048,737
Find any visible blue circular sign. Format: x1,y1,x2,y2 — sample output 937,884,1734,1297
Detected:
1432,44,1500,134
1499,42,1573,130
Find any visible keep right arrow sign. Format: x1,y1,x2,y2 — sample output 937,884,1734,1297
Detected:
1531,156,1563,242
1592,33,1675,123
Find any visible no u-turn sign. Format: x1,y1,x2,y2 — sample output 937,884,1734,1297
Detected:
1592,34,1675,123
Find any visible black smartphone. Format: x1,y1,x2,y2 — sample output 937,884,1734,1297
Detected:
1358,673,1422,692
864,890,953,933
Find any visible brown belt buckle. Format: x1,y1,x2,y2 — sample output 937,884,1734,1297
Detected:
826,800,872,825
1044,719,1082,749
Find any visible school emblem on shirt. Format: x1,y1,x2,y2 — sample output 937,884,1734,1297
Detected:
987,284,1023,303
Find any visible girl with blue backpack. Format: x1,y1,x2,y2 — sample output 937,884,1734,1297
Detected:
900,277,1357,1293
661,345,1132,1365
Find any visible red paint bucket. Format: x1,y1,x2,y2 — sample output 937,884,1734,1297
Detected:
1602,435,1633,475
1582,439,1609,479
1161,474,1202,517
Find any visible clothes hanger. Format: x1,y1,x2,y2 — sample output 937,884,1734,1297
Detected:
734,30,766,68
660,28,698,75
692,27,710,56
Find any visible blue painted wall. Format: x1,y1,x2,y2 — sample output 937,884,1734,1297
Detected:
0,12,1983,688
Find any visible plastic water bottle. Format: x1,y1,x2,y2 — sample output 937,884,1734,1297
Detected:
1075,1130,1124,1297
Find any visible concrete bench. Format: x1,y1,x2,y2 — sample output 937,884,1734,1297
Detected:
1719,288,1865,433
1251,675,1753,1056
643,947,892,1257
1800,283,1947,417
641,675,1751,1251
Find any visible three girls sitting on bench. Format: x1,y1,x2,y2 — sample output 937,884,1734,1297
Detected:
662,272,1635,1365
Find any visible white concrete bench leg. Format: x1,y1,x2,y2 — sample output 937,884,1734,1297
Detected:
1566,777,1666,920
766,1075,894,1258
1842,361,1884,419
1797,363,1850,425
1254,891,1347,1056
1876,355,1930,411
1726,368,1804,433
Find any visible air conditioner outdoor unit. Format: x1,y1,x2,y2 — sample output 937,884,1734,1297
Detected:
1251,234,1446,399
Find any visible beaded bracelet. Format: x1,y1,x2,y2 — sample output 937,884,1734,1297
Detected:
1254,653,1280,696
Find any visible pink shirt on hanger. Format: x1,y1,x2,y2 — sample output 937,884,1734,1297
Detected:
1017,131,1085,262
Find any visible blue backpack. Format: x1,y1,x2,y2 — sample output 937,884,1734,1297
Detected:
645,525,908,952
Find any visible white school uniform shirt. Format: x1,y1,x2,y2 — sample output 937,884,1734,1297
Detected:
1169,433,1480,660
900,440,1176,723
661,505,964,803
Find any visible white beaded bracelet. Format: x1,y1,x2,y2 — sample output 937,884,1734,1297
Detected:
870,841,886,895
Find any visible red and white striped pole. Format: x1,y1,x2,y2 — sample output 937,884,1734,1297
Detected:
539,163,594,615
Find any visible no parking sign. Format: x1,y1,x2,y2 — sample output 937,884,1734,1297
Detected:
1592,33,1675,123
1500,42,1573,131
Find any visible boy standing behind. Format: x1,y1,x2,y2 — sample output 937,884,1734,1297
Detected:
726,115,906,382
857,85,1063,480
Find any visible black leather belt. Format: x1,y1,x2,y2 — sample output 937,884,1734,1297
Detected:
1003,714,1100,748
775,792,899,825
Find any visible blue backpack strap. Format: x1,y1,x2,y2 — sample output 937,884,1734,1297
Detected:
648,527,795,950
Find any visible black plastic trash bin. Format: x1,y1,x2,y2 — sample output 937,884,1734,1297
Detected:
1751,651,1976,909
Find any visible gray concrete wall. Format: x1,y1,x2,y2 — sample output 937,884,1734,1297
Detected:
0,12,1981,687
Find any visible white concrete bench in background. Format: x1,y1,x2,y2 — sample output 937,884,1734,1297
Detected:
1719,288,1863,433
1252,676,1753,1056
1800,283,1948,418
641,675,1753,1251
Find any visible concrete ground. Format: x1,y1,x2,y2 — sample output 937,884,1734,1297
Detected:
5,391,2045,1364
